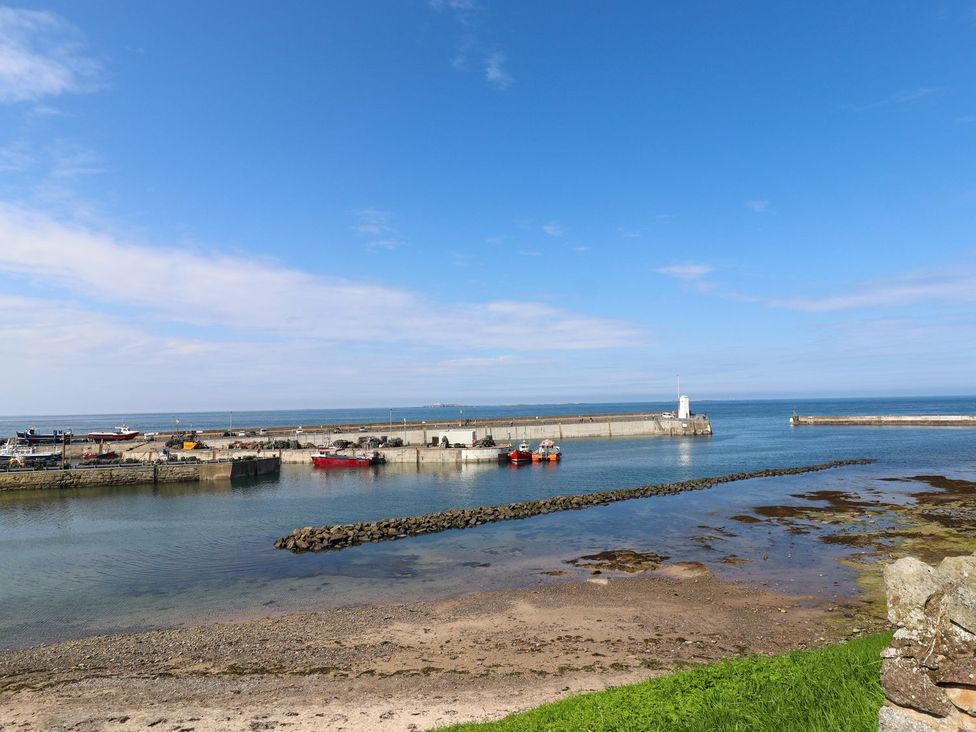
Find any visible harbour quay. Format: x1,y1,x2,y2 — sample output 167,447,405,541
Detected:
0,409,712,488
0,456,280,492
161,410,713,465
789,414,976,427
189,409,713,447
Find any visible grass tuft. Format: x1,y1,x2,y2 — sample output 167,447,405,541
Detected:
442,633,891,732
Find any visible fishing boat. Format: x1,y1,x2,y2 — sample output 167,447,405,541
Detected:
0,439,59,465
532,439,562,462
81,449,119,463
310,448,385,468
16,427,72,445
86,424,141,441
508,441,533,464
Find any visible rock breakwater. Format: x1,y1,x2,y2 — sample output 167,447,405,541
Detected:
273,459,872,554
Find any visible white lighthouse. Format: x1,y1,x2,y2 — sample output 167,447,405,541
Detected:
678,394,691,419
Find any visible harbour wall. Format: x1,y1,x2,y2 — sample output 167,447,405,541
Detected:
790,415,976,427
45,413,712,460
0,457,280,492
207,413,712,448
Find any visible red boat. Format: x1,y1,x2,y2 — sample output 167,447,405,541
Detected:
87,424,141,441
82,449,118,462
310,449,384,468
508,441,533,464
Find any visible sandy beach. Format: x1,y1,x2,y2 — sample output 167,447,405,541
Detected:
0,565,879,732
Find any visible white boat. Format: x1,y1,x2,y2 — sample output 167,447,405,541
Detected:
0,439,59,465
87,424,141,441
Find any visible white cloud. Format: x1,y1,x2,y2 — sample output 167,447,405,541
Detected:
0,203,642,352
745,199,769,213
485,52,512,89
429,0,478,11
769,272,976,312
542,221,565,237
657,263,716,294
351,207,394,235
366,238,401,251
0,7,102,103
657,264,714,280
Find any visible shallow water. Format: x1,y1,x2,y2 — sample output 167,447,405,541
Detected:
1,397,975,649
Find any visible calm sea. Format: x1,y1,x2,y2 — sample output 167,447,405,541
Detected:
1,396,975,650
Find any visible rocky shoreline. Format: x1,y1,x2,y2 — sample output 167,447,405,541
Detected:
274,459,872,553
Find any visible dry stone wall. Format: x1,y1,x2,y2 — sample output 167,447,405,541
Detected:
878,552,976,732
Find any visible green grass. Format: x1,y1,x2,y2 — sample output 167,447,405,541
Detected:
442,633,891,732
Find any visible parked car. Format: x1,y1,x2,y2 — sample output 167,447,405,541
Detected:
258,429,267,436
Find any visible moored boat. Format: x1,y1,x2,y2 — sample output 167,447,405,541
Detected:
508,441,533,464
532,439,562,462
87,424,141,441
81,449,119,463
310,448,385,468
16,427,72,445
1,439,60,465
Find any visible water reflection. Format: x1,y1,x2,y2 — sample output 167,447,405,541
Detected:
2,397,975,649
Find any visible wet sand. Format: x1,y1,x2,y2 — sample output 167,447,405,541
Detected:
6,472,972,731
0,569,871,732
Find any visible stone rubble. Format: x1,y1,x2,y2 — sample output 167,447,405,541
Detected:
273,459,872,553
878,551,976,732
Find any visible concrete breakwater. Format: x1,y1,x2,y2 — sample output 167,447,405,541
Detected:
790,414,976,427
143,411,712,450
273,459,873,554
0,457,281,492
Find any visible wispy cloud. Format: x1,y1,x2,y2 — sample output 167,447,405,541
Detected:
351,208,394,235
844,86,940,112
366,238,401,251
657,263,716,294
485,51,513,89
350,208,405,251
0,142,32,172
769,271,976,312
542,221,565,237
0,7,102,103
429,0,479,21
617,227,640,239
450,33,477,69
48,143,102,178
657,264,714,280
0,203,642,351
745,199,769,213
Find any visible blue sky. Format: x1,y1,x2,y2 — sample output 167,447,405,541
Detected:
1,1,974,413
